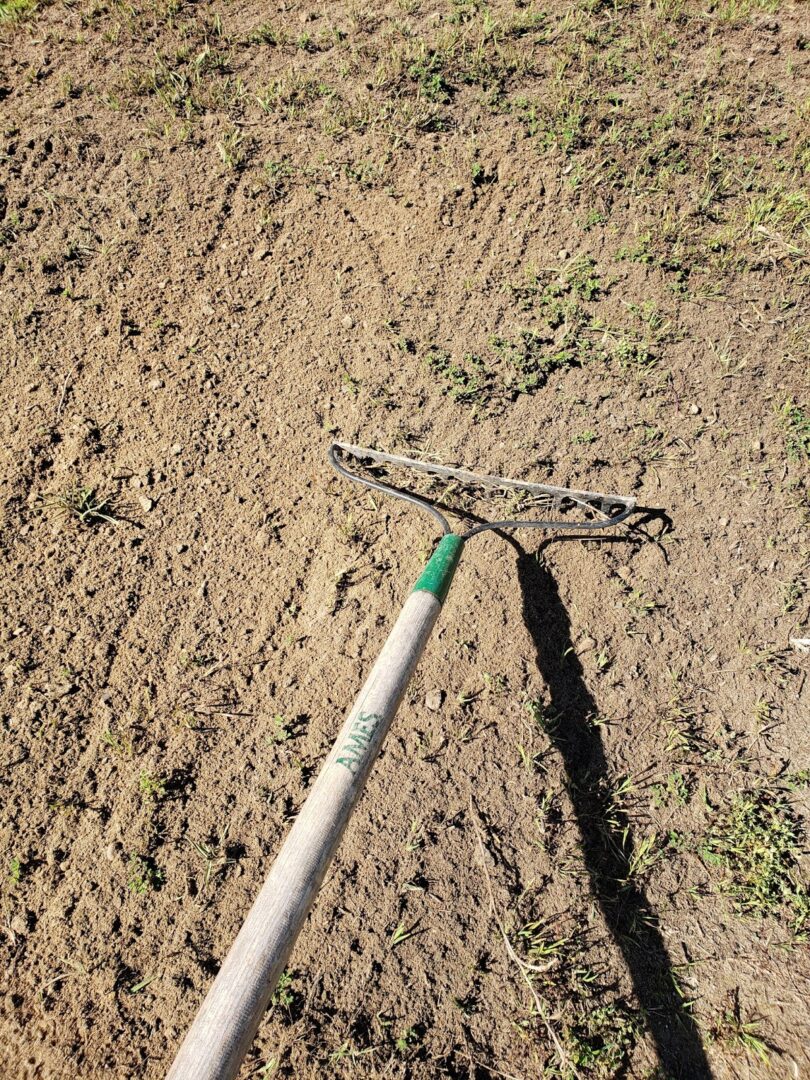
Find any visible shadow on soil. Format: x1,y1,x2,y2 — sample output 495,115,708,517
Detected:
509,529,713,1080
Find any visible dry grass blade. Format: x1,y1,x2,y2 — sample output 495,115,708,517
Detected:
469,796,580,1080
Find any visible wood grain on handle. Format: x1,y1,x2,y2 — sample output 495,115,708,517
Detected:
167,588,443,1080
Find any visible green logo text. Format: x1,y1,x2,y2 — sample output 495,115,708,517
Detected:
336,711,382,775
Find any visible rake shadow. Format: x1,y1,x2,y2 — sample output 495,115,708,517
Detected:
509,529,713,1079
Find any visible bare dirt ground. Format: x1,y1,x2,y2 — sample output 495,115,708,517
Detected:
1,0,809,1077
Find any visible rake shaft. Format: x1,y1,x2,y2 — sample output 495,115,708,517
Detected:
167,542,464,1080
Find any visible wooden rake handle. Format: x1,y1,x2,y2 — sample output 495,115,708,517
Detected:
167,535,465,1080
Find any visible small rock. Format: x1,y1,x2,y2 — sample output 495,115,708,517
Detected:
558,247,569,260
751,438,763,452
341,314,354,330
441,215,452,227
148,377,164,390
176,543,188,554
253,248,270,262
425,689,444,712
196,581,208,600
170,443,183,456
616,565,632,582
254,528,270,549
138,495,153,513
688,403,700,415
718,517,729,528
99,688,113,705
10,915,28,937
104,842,122,862
579,636,596,653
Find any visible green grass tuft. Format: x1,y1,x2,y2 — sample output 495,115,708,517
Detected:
40,484,118,527
0,0,37,23
701,788,808,933
780,398,810,462
563,1003,640,1076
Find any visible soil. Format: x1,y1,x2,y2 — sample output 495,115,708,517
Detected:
1,1,808,1078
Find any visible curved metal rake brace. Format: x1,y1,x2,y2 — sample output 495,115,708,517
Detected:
167,443,636,1080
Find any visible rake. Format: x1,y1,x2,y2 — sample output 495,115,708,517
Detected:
168,442,636,1080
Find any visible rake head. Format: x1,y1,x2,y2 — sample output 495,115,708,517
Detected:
329,442,636,538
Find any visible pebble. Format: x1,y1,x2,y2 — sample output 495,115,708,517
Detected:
138,495,153,512
148,378,164,390
688,403,700,415
254,528,270,549
10,915,28,937
253,248,270,262
176,543,188,554
170,443,183,456
616,565,632,582
104,842,122,862
341,314,354,330
579,636,596,653
425,689,444,712
558,247,569,260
